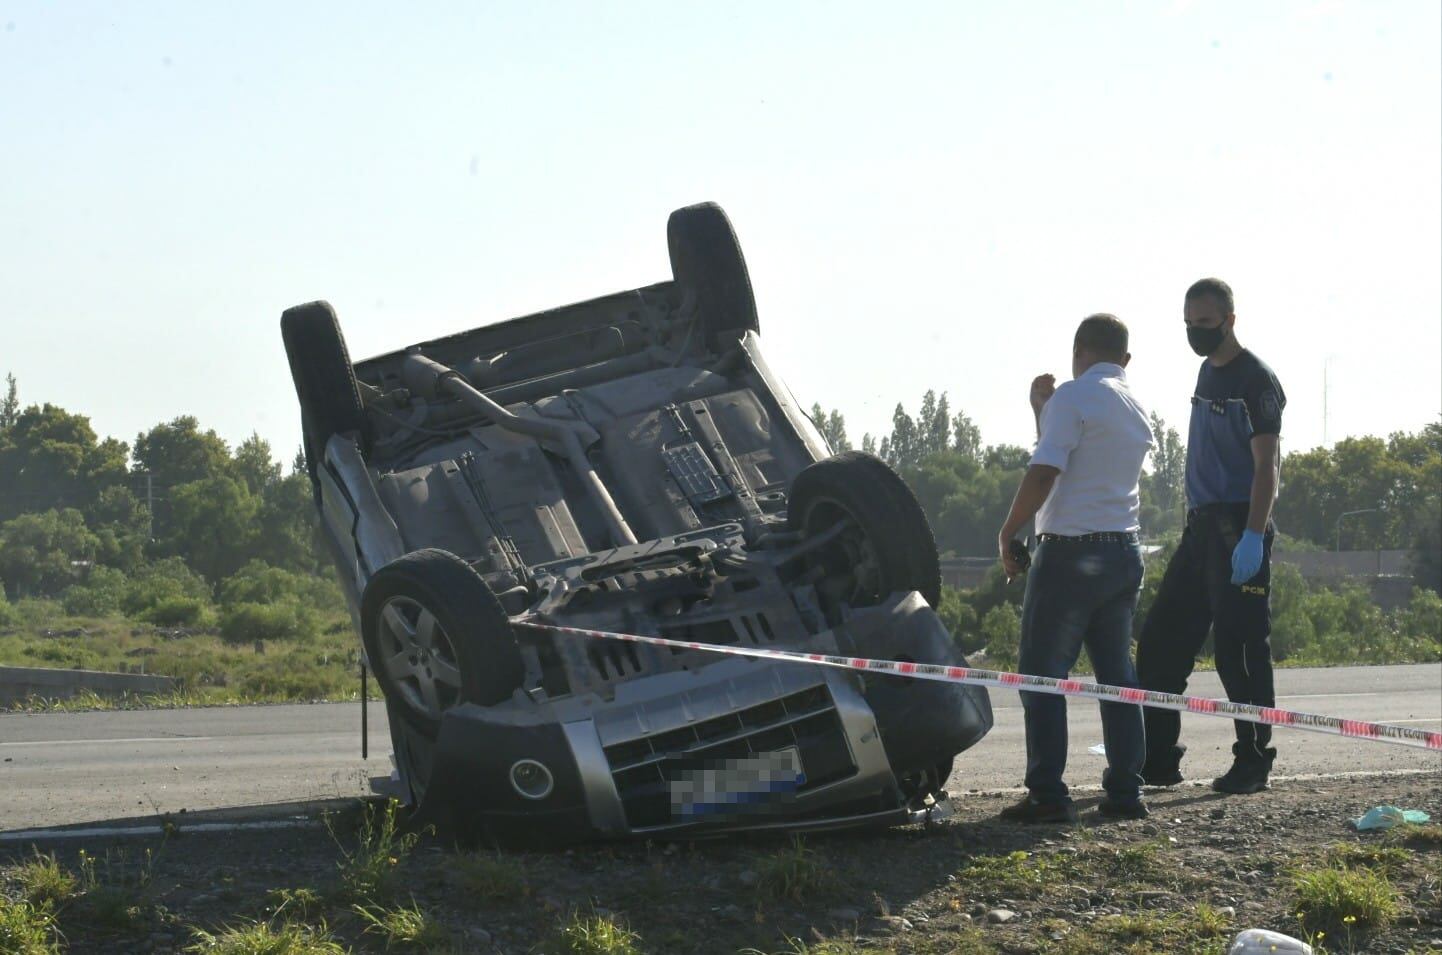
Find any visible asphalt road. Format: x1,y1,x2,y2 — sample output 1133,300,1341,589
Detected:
1,664,1438,831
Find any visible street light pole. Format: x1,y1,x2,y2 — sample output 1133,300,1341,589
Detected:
1334,508,1380,552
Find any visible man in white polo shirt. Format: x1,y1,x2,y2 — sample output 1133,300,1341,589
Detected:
996,314,1154,823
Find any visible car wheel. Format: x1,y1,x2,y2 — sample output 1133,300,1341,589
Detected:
280,300,367,490
786,451,942,617
360,549,526,737
667,202,760,349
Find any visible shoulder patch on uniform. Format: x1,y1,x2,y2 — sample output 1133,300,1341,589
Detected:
1261,390,1281,421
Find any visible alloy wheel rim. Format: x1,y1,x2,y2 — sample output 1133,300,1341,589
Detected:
375,595,463,721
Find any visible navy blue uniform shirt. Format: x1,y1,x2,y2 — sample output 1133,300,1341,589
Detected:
1184,349,1286,508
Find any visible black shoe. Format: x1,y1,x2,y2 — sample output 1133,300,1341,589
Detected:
1140,765,1184,787
1097,798,1150,820
1211,761,1270,795
998,796,1078,824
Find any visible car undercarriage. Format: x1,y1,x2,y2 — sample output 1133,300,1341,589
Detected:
281,202,992,845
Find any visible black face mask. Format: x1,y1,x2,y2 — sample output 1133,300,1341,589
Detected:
1187,323,1227,357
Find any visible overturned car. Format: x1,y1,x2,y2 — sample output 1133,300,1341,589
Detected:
281,202,992,845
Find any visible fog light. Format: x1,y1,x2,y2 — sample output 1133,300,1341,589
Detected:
509,759,554,800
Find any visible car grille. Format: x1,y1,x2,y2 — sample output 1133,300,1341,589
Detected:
602,684,857,829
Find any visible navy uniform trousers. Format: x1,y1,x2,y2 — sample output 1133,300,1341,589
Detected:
1135,502,1276,771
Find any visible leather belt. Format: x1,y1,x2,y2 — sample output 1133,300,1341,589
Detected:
1037,531,1140,544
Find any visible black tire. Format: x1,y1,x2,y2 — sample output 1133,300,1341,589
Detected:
360,549,526,737
280,300,366,487
786,451,942,611
667,202,760,348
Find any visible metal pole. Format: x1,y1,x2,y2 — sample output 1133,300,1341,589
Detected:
1334,508,1380,552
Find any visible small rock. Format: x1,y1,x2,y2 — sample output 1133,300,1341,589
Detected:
971,902,988,917
1218,906,1236,918
877,916,913,933
986,908,1017,924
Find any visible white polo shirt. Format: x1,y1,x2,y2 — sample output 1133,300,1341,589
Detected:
1031,363,1153,536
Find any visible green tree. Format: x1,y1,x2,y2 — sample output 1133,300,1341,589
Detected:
1140,412,1185,537
0,403,129,520
86,485,151,573
162,476,260,583
982,444,1030,470
1274,428,1440,552
0,508,101,597
0,373,17,432
233,432,283,496
808,404,852,452
951,410,982,462
133,416,233,488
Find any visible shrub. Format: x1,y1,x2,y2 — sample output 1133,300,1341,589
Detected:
15,851,76,909
220,601,315,644
11,598,63,627
61,566,129,617
218,561,345,614
121,557,211,618
143,596,211,628
0,896,58,954
980,603,1021,670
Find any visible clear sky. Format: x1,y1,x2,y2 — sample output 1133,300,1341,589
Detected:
2,1,1438,467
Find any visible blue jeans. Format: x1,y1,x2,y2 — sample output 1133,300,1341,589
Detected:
1018,538,1146,805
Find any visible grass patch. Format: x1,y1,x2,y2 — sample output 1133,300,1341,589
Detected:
73,843,164,932
1386,823,1442,850
549,911,641,955
754,837,834,904
13,852,75,910
1293,864,1400,936
353,898,450,950
327,799,420,903
186,920,346,954
451,851,527,902
1324,843,1412,875
263,888,324,922
743,938,899,955
0,896,60,955
1045,903,1232,955
0,614,358,711
956,849,1072,897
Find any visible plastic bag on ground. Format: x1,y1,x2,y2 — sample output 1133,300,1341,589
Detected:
1350,805,1431,831
1229,928,1313,954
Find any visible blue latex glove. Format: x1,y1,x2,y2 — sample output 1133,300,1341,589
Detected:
1230,529,1265,585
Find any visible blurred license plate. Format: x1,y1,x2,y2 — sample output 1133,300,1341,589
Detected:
669,748,806,820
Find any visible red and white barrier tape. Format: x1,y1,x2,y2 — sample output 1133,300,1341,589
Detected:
515,619,1442,753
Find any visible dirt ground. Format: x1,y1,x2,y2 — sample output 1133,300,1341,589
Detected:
3,771,1440,954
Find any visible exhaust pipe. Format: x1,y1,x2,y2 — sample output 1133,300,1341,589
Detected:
401,352,638,548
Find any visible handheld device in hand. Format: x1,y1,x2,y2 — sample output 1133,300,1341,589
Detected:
1008,539,1032,573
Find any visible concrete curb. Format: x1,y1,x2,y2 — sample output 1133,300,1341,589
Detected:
0,665,176,706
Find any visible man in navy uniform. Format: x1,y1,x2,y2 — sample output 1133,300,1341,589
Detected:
1136,277,1287,795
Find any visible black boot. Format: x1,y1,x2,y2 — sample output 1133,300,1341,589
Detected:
1211,749,1275,795
998,796,1078,824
